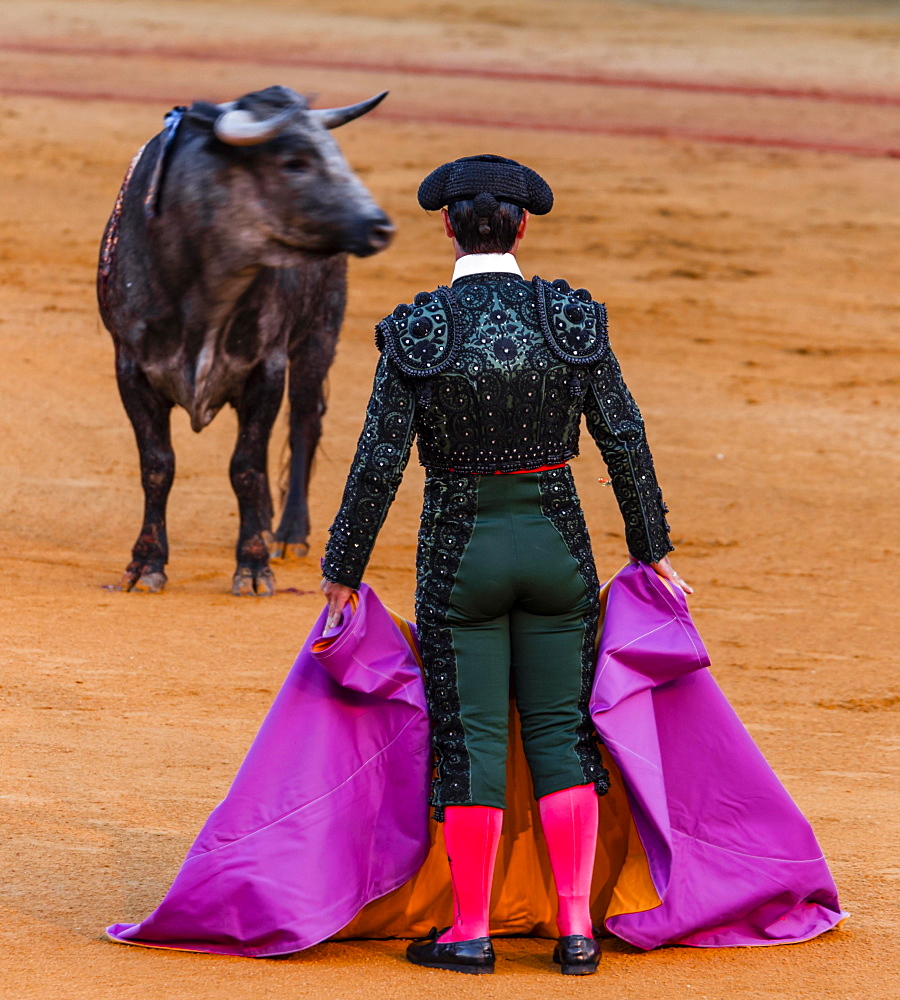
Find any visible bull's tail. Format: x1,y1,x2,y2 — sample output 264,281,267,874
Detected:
97,142,148,327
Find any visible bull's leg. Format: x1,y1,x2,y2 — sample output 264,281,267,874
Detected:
271,368,326,559
116,355,175,593
230,357,285,596
273,265,345,559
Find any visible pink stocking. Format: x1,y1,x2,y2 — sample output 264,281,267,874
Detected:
438,805,503,942
538,783,599,938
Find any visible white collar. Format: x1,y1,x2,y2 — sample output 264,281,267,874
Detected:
452,253,523,283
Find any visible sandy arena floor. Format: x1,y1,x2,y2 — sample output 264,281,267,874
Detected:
0,1,898,997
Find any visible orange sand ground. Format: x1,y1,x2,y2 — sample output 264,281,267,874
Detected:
0,2,898,997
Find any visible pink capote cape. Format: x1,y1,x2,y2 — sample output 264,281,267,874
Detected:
106,565,845,956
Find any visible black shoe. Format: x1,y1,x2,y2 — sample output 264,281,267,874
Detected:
552,934,601,975
406,926,495,974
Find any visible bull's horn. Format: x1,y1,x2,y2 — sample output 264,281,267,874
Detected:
213,106,297,146
311,91,388,130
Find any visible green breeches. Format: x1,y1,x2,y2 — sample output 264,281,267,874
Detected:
415,467,609,815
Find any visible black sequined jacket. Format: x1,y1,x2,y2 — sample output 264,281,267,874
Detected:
322,273,673,589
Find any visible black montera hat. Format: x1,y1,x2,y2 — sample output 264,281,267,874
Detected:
417,154,553,215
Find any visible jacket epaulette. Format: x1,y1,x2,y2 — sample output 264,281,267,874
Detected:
375,288,461,378
533,277,609,365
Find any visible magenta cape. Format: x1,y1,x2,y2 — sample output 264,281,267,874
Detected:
106,566,845,956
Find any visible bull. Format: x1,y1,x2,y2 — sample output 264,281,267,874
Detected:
97,85,393,596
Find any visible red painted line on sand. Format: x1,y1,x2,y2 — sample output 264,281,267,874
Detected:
2,84,898,160
2,39,900,108
378,109,900,159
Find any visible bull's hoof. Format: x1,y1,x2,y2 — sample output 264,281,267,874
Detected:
117,569,167,593
232,566,276,597
268,538,310,561
131,572,168,594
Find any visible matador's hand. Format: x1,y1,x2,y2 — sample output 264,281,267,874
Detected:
320,578,355,630
648,555,693,595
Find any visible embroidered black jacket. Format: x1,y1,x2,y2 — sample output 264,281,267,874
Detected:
323,274,673,588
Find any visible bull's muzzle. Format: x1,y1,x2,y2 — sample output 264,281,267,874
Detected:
353,212,394,257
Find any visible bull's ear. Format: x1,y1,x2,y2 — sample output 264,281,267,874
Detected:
185,101,223,131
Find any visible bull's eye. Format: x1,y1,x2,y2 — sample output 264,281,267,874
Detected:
282,156,310,173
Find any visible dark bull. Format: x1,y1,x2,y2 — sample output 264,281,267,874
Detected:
98,85,393,595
